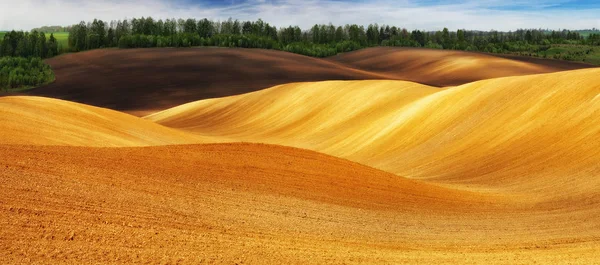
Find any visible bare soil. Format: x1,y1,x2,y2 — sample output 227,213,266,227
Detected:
2,143,598,264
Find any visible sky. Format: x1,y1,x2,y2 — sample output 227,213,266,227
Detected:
0,0,599,31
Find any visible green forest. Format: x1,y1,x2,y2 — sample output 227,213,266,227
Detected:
0,31,61,58
0,31,59,91
1,18,599,62
0,57,54,91
63,18,600,62
1,17,600,91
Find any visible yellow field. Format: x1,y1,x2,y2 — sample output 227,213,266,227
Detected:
2,48,600,264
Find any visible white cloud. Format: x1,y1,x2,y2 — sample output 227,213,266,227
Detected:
0,0,599,31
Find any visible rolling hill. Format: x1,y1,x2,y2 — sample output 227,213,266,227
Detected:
147,68,600,200
18,47,594,115
23,48,386,116
0,96,209,146
327,47,594,86
1,49,600,264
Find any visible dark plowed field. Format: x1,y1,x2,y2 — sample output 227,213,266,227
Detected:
24,48,384,115
17,47,596,115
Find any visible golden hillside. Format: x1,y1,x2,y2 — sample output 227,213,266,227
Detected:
0,96,209,146
148,68,600,200
2,67,600,264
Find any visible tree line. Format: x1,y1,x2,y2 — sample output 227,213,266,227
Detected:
1,18,598,91
0,57,54,91
2,17,600,60
63,17,600,58
0,31,60,58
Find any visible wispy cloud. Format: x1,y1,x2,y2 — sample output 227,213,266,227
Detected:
0,0,598,31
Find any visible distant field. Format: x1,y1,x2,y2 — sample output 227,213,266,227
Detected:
498,44,600,65
576,30,600,38
49,32,69,51
544,44,600,65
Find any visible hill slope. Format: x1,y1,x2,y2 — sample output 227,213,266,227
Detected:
16,47,593,115
0,96,208,146
2,143,598,264
2,50,600,263
24,48,387,115
148,68,600,199
328,47,594,86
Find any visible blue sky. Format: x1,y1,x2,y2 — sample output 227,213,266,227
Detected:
1,0,599,31
186,0,600,10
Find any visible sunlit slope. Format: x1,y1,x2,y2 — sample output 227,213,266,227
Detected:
328,47,594,86
146,80,439,146
149,69,600,197
378,68,600,198
0,96,208,146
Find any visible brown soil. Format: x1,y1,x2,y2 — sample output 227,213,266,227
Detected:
23,48,386,115
2,143,598,264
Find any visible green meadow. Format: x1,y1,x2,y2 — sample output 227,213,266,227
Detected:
50,32,70,51
576,30,600,38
